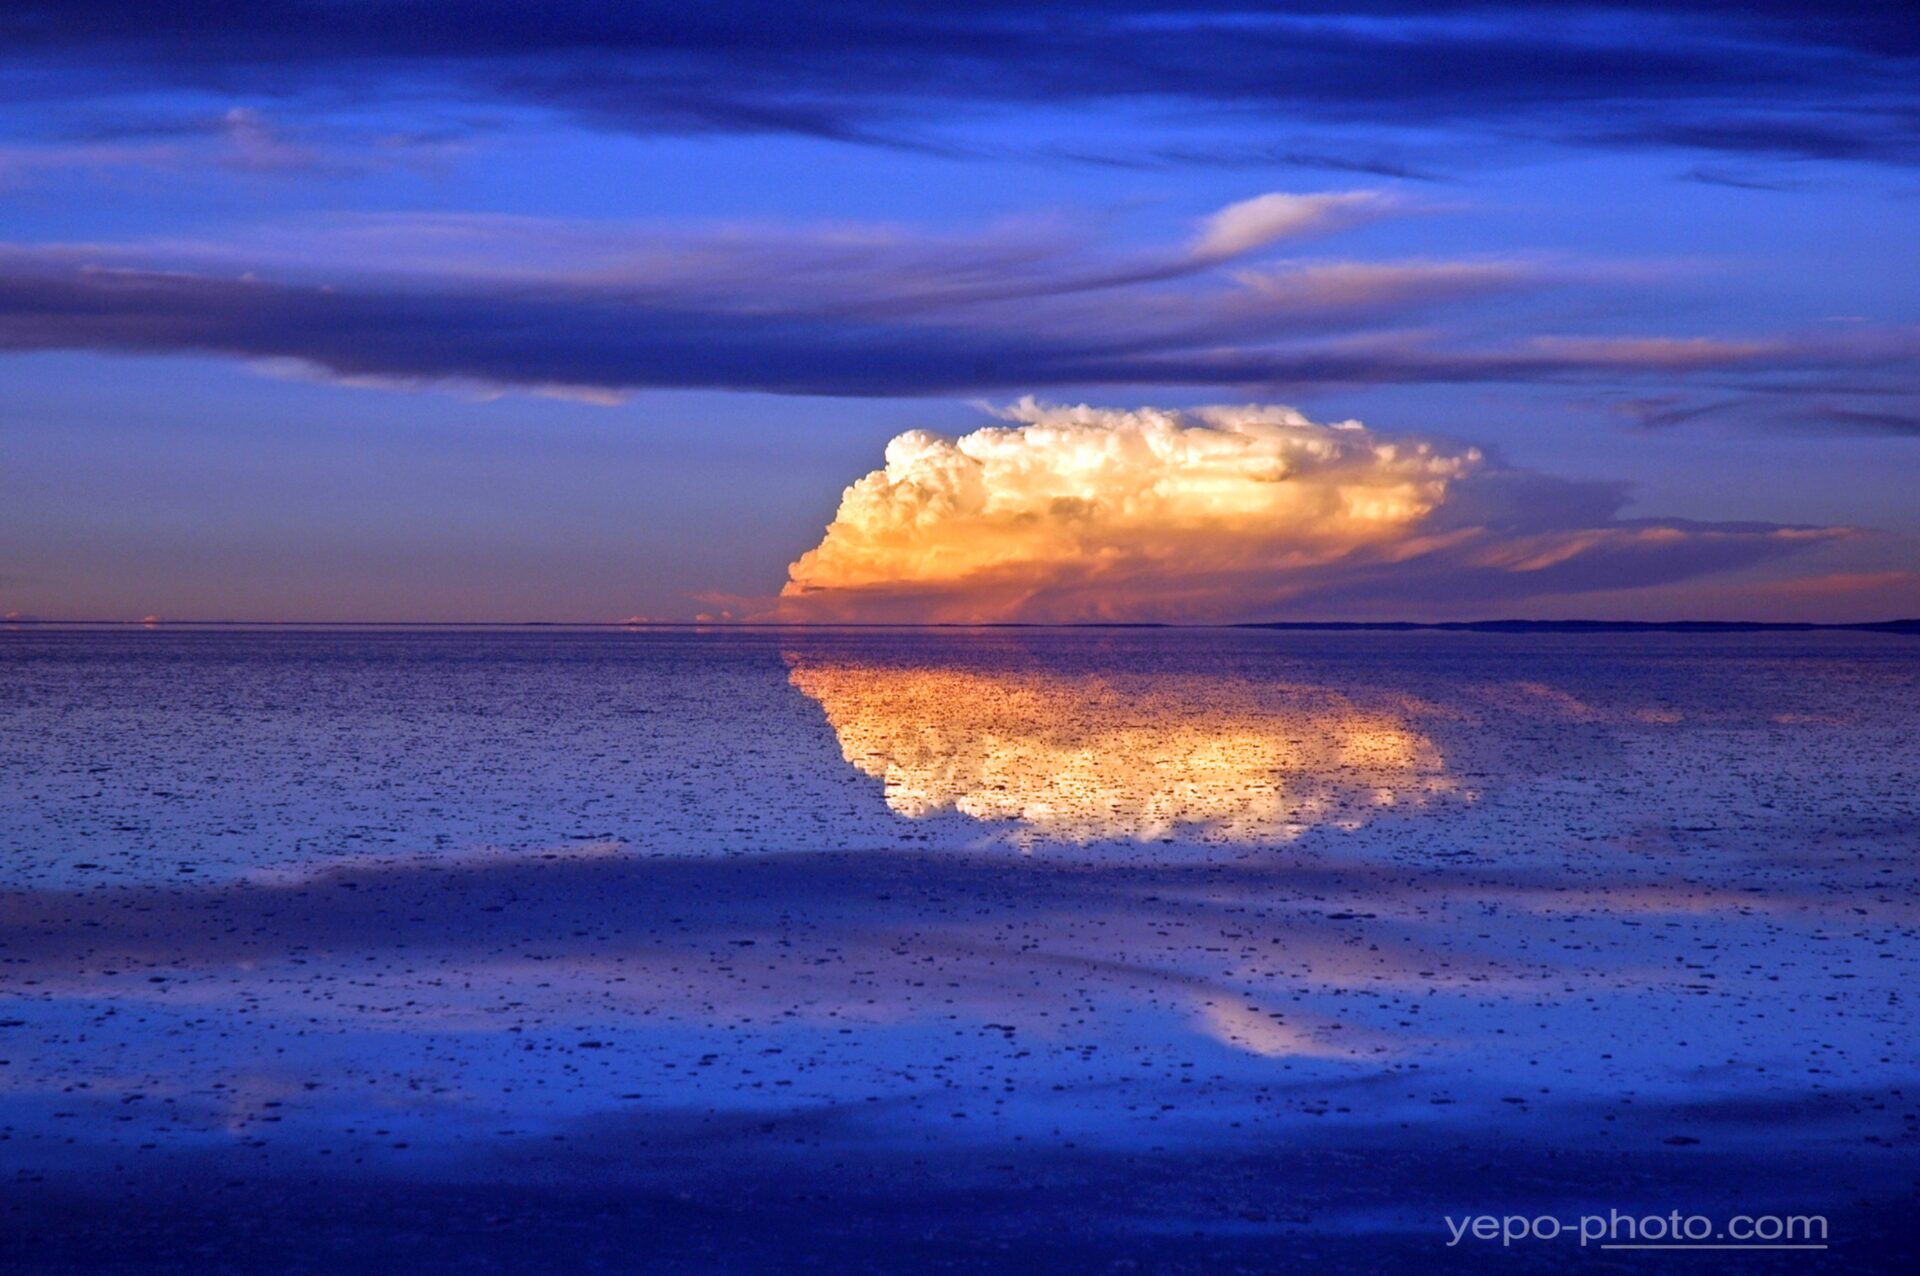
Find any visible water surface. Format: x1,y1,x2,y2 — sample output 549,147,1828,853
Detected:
2,629,1915,1271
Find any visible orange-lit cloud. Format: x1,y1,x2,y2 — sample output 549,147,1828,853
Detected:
777,401,1849,623
786,656,1455,843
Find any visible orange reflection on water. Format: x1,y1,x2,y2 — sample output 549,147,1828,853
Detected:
787,658,1454,842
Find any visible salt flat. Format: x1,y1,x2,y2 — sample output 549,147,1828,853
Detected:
2,628,1915,1271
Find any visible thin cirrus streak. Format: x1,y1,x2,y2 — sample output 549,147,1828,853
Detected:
771,400,1853,623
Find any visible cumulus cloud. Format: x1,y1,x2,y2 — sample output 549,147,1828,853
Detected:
776,401,1850,622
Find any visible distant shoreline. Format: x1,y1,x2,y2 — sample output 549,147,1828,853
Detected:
5,618,1917,634
1238,618,1920,634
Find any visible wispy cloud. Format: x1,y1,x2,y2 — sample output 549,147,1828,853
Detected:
1,195,1908,402
0,108,464,188
1189,191,1401,261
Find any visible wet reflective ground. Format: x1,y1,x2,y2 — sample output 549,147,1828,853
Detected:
2,629,1916,1271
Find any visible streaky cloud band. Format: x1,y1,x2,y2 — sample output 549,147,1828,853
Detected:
0,196,1909,403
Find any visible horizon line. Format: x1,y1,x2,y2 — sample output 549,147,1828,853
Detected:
5,618,1918,633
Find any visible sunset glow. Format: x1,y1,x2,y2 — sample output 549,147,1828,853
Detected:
779,401,1848,622
4,3,1918,1270
787,653,1455,841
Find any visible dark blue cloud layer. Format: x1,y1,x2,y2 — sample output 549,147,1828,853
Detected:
0,255,1865,398
6,230,1918,411
4,2,1917,164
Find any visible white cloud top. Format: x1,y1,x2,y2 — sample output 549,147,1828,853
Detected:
777,400,1842,622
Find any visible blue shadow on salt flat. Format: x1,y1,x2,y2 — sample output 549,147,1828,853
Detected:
1,628,1916,1271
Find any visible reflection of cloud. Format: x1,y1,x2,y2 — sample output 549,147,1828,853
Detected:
1195,1000,1394,1060
3,812,1908,1163
243,838,632,886
778,401,1848,622
786,657,1453,842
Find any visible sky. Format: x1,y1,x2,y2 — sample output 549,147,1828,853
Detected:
2,1,1918,623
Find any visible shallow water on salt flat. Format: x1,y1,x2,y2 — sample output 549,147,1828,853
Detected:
2,628,1916,1271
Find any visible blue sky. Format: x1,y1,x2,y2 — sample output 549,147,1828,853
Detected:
3,2,1918,621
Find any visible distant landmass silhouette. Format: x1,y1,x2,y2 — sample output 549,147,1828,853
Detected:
1232,619,1920,633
